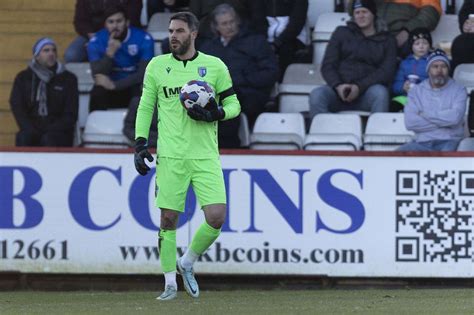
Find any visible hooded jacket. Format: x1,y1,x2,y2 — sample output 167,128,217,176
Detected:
321,20,397,94
405,78,467,142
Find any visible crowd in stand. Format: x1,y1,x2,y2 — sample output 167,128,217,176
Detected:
9,0,474,151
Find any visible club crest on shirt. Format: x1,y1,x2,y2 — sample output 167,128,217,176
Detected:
198,67,207,77
128,44,138,56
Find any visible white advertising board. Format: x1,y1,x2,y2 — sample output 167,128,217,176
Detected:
0,151,472,277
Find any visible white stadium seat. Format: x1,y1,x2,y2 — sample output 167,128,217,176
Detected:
457,137,474,151
239,113,250,148
453,64,474,93
363,113,414,151
250,113,305,150
312,12,350,65
147,12,173,55
431,14,460,51
65,62,94,129
82,109,131,148
304,114,362,151
279,63,324,114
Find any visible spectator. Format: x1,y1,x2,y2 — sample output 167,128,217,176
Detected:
200,3,279,146
146,0,190,21
309,0,397,118
87,5,154,112
397,49,467,152
451,0,474,72
451,1,474,137
251,0,309,81
65,0,143,63
189,0,254,43
391,28,432,111
10,38,78,147
370,0,442,57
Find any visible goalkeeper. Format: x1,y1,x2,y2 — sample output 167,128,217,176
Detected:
134,12,240,301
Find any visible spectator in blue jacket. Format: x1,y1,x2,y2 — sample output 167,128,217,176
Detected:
87,5,154,112
391,28,431,111
200,3,279,147
397,50,467,152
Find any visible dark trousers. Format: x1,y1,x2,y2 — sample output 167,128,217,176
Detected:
89,85,142,112
451,33,474,73
16,129,73,147
276,39,306,81
238,91,269,129
469,91,474,137
218,117,241,149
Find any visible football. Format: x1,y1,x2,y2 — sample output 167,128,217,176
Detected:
179,80,215,110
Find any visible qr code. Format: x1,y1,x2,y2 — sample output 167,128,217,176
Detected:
395,170,474,262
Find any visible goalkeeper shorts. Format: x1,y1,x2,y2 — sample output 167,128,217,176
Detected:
155,157,226,212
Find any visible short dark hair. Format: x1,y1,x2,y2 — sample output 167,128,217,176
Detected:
104,5,128,21
169,11,200,32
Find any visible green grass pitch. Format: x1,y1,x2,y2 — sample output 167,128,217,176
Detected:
1,289,473,314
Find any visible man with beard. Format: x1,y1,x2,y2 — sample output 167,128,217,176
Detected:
10,37,78,146
397,49,467,151
87,6,154,112
133,12,240,300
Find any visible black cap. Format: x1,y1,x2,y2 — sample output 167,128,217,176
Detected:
351,0,377,16
409,27,433,47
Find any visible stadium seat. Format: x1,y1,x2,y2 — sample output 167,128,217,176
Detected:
279,63,324,115
312,12,350,65
304,113,362,151
457,137,474,151
431,14,460,53
238,113,250,148
82,109,131,148
250,113,305,150
363,113,414,151
147,12,173,55
307,0,335,29
453,64,474,93
65,63,94,129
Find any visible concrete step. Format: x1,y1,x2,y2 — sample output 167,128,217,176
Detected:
0,0,74,11
0,110,18,134
0,133,15,146
0,9,73,23
0,60,27,84
0,33,74,61
0,21,74,34
0,83,12,110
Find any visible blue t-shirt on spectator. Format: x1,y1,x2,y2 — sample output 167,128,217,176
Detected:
88,27,154,81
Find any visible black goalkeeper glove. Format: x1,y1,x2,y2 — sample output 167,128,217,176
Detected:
187,98,225,122
134,137,154,176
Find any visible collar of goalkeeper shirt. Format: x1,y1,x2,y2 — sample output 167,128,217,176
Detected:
172,51,199,67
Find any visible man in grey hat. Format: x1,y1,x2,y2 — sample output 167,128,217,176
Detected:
397,49,467,151
10,37,79,147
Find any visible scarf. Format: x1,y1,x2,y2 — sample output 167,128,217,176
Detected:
28,59,65,117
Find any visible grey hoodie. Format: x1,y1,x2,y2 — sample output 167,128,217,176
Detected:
405,78,467,142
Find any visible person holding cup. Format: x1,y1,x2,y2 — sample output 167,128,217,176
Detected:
391,28,432,111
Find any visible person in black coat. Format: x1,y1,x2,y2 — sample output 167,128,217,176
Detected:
451,0,474,72
10,38,79,147
251,0,309,81
309,0,397,118
451,0,474,136
200,3,279,147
